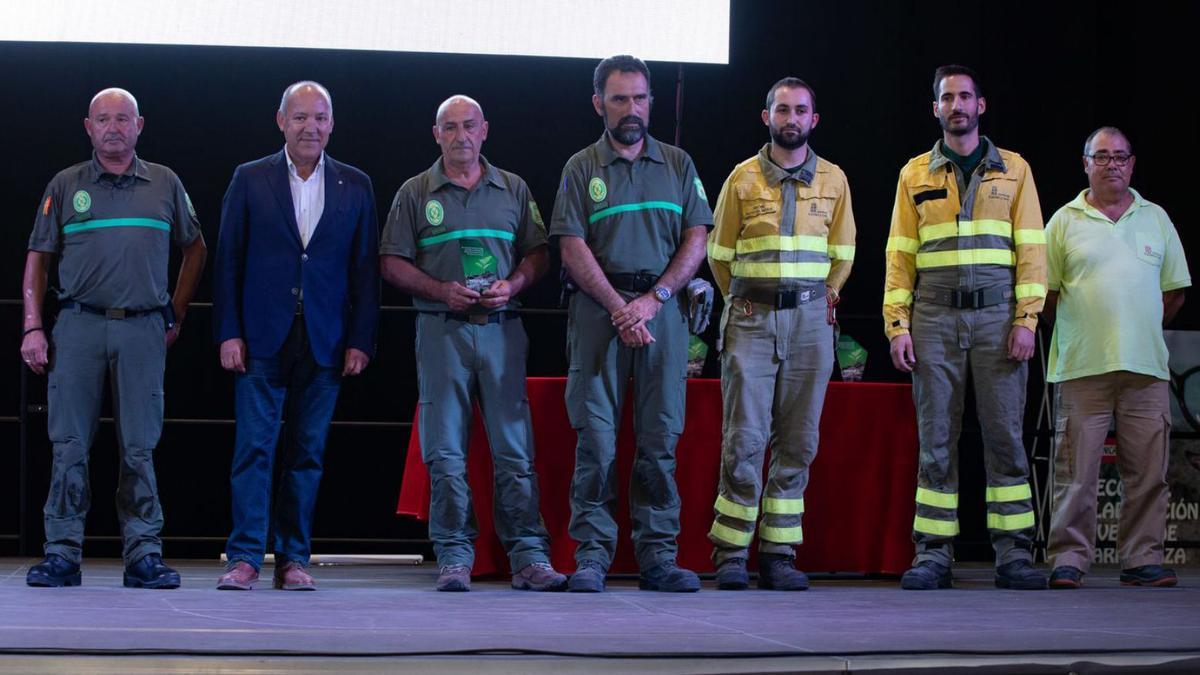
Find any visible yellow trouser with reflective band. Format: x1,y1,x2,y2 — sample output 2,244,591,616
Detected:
708,297,832,565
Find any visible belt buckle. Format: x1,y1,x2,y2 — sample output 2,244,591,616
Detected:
468,314,488,325
777,289,798,309
105,308,126,320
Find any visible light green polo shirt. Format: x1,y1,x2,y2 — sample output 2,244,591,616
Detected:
1045,188,1191,382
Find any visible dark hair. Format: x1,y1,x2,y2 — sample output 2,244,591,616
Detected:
1084,126,1133,156
765,77,817,112
932,64,981,99
593,54,652,97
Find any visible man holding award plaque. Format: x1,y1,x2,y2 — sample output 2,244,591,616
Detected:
380,95,566,593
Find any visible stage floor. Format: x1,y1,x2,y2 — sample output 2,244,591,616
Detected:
0,558,1197,673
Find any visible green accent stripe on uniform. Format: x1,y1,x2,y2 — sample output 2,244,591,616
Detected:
730,260,831,279
707,241,736,262
987,511,1036,531
710,520,754,546
588,201,683,224
1014,283,1047,299
985,483,1032,503
915,487,958,509
886,236,920,254
916,248,1015,269
417,228,515,248
920,218,1012,243
762,497,804,515
759,524,803,544
914,515,959,537
1013,228,1047,245
884,288,914,305
827,244,856,260
714,494,758,520
63,218,170,235
736,234,828,255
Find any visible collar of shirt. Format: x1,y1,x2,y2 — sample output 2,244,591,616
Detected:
87,152,151,185
284,146,325,183
755,142,818,187
428,154,506,192
927,135,1006,175
1067,187,1148,220
594,132,665,167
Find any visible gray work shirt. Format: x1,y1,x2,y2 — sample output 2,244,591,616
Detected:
549,133,713,275
380,156,547,313
28,154,201,311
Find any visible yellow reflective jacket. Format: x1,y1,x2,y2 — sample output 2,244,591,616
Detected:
883,139,1046,340
708,145,856,299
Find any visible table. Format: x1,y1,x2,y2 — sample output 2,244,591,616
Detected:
397,378,918,576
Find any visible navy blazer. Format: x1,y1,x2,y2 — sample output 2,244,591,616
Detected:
213,150,380,368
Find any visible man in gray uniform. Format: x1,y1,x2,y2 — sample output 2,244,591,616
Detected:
381,95,566,592
20,88,206,588
550,55,712,593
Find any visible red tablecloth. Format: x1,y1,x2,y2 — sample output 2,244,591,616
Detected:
397,378,917,576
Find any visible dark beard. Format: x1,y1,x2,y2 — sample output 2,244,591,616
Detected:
609,115,647,145
771,125,808,150
940,114,979,136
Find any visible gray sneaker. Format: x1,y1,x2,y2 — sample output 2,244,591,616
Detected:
567,559,607,592
512,561,568,591
436,564,471,592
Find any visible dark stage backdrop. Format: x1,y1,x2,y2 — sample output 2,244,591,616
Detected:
2,1,1195,563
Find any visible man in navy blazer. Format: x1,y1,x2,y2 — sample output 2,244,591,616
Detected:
212,81,379,591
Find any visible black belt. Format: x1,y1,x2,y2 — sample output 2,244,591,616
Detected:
738,284,826,309
61,300,162,320
420,310,519,325
606,272,658,294
915,286,1011,309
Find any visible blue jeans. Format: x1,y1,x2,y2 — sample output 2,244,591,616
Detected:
225,318,341,570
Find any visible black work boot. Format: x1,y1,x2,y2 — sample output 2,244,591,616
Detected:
757,553,809,591
26,554,81,587
900,560,952,590
639,559,701,592
123,553,181,589
994,559,1048,590
715,557,749,590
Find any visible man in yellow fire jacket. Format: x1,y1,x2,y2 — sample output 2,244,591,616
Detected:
707,77,855,590
883,65,1048,590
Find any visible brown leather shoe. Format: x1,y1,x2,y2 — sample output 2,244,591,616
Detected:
217,561,259,591
273,561,316,591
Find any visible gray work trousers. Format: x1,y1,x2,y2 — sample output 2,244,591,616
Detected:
710,297,833,565
565,291,689,572
44,307,167,565
910,300,1036,568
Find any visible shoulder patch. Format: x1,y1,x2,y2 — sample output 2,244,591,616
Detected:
693,176,708,202
43,195,52,216
529,201,544,228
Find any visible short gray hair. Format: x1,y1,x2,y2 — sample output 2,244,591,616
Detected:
1084,126,1132,156
279,80,333,114
435,95,484,123
89,88,139,116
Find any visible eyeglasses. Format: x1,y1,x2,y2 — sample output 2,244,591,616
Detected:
1087,153,1132,167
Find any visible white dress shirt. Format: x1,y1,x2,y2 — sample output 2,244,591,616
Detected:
284,147,325,249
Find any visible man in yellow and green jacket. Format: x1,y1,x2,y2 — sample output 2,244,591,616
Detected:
708,77,855,590
883,65,1047,591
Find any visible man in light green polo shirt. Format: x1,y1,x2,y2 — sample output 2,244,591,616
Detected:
1044,126,1190,589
